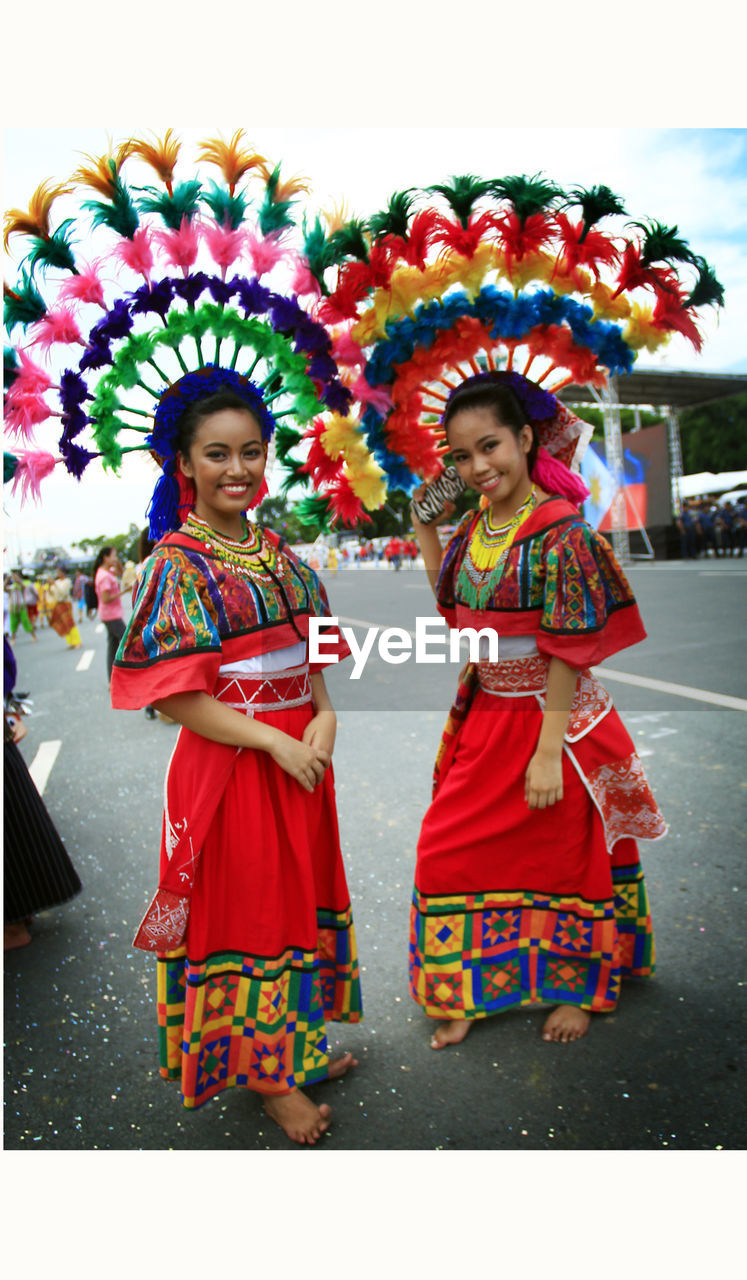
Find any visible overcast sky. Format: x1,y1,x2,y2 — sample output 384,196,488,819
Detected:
4,123,746,559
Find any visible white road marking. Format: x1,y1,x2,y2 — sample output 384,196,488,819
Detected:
95,622,104,633
595,668,747,712
336,615,747,711
28,740,62,796
76,649,95,671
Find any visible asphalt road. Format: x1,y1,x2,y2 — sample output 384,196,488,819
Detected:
4,557,746,1151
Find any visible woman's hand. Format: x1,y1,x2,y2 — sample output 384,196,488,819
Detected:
525,748,563,809
268,731,330,793
410,482,455,531
302,708,336,760
8,715,27,744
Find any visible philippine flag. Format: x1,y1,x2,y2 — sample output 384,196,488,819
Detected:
580,444,617,530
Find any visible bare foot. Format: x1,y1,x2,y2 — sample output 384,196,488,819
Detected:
4,922,31,950
263,1053,358,1145
263,1090,333,1145
327,1050,358,1079
430,1018,472,1050
542,1005,591,1043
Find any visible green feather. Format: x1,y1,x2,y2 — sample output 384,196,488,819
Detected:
273,424,304,460
202,180,248,230
566,184,627,236
278,455,310,495
686,258,725,309
83,174,140,239
367,189,416,241
427,175,493,228
3,271,46,331
326,219,370,265
302,215,333,289
257,164,298,235
629,219,697,266
490,173,563,222
4,452,19,485
138,180,203,230
293,493,332,531
24,221,78,275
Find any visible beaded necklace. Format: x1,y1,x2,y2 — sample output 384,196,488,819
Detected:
184,511,287,585
457,487,537,607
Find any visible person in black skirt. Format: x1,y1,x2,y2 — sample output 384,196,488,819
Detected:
4,637,82,949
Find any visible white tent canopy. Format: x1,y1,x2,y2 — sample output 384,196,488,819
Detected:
679,470,747,499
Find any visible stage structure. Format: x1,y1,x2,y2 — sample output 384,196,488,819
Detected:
561,369,747,563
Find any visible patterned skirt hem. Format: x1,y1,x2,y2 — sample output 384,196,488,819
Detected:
156,909,362,1109
408,863,655,1020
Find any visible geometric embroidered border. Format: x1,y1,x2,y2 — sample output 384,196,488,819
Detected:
408,865,655,1021
156,906,362,1109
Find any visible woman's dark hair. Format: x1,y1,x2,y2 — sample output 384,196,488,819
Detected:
92,546,115,605
137,527,155,562
92,546,114,576
442,380,539,472
176,390,262,457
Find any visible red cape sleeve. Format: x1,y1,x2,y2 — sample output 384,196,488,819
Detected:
536,523,646,669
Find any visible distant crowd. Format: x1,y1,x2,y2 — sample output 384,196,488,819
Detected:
676,495,746,559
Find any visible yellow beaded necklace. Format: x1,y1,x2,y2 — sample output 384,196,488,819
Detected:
467,487,538,573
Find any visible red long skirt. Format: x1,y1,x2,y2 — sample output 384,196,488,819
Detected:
409,689,655,1018
156,701,362,1108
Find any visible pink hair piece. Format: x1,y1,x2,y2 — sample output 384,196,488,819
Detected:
531,444,590,505
155,218,200,275
5,394,55,442
202,223,246,278
27,307,84,354
58,261,107,309
351,373,391,415
114,226,154,283
246,231,287,279
10,450,58,504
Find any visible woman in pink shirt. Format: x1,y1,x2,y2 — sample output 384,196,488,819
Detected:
93,547,125,686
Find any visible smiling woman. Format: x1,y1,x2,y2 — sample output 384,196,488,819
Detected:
176,399,269,540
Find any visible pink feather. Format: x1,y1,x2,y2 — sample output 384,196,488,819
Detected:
114,227,154,283
58,261,107,309
531,445,590,505
351,373,391,415
331,329,365,369
246,231,288,278
4,394,55,442
290,257,321,299
7,351,54,397
10,450,58,504
155,218,200,274
202,222,246,278
28,307,84,354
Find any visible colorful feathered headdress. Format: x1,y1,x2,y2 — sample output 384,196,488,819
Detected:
4,142,724,530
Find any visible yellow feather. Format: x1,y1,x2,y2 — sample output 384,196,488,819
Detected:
450,242,496,299
129,130,182,186
259,164,311,203
321,199,352,234
589,282,632,321
349,293,390,344
320,414,363,459
345,457,387,509
73,140,132,196
196,130,264,189
624,304,671,352
4,178,72,249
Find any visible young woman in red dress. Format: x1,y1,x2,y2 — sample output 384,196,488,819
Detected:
410,372,666,1049
111,374,361,1144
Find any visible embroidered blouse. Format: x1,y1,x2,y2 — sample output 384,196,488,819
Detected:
437,496,646,669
